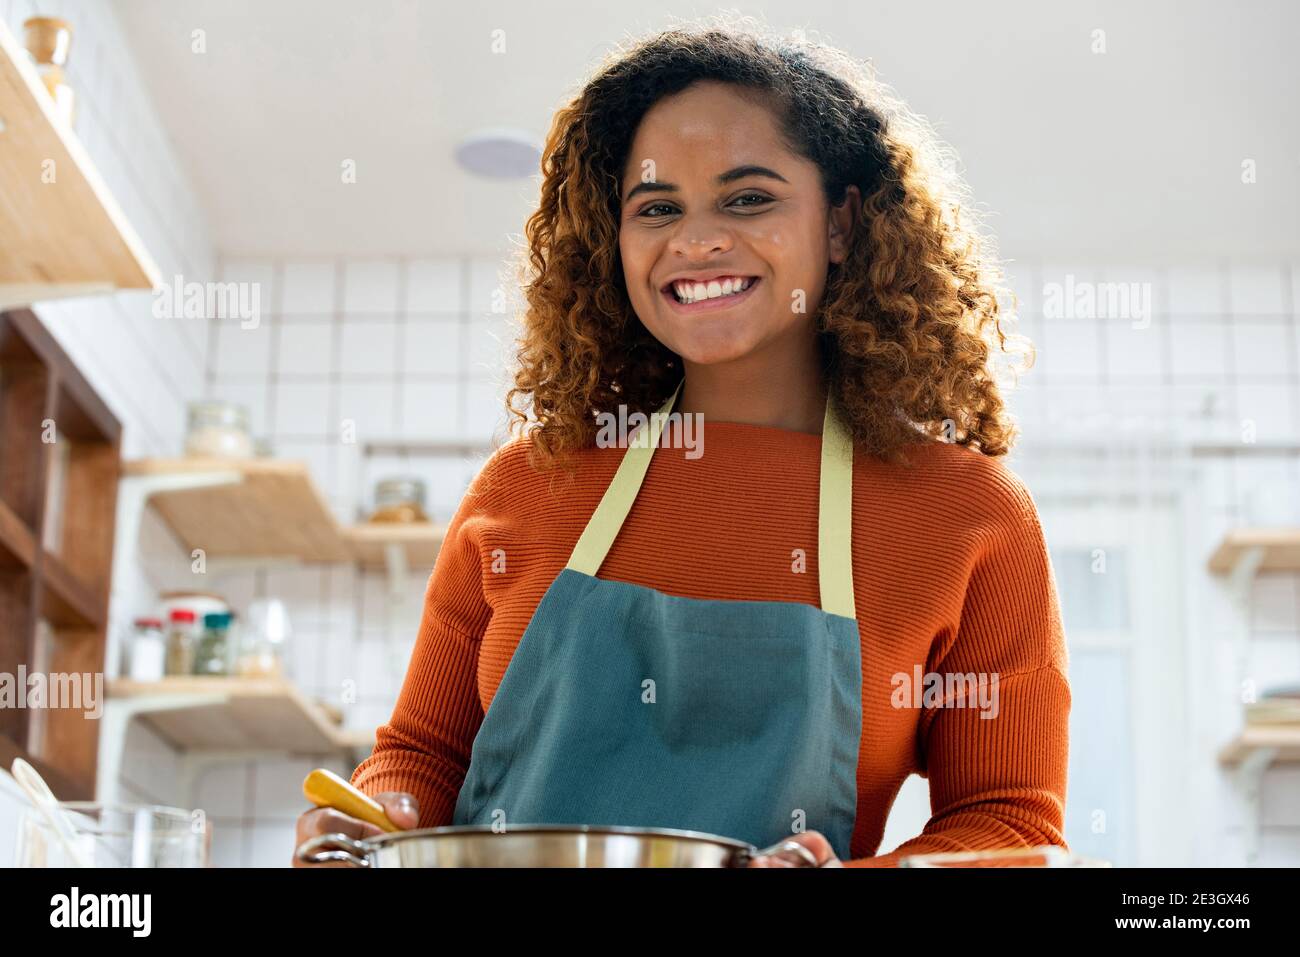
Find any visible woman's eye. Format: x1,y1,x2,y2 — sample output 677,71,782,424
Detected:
637,194,772,219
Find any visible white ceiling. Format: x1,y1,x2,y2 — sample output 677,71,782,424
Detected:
117,0,1300,263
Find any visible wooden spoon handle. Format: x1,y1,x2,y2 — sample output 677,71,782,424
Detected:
302,768,400,832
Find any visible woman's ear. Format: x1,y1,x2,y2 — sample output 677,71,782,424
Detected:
827,184,862,266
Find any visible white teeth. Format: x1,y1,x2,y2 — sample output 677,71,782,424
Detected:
672,276,752,304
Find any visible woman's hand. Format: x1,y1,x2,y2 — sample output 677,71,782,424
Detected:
748,831,842,868
292,791,419,867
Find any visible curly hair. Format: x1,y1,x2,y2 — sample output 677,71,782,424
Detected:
501,14,1033,472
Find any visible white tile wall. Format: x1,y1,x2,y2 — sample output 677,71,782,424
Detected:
1236,382,1296,446
343,261,400,316
1042,321,1103,380
1105,319,1166,379
1169,320,1231,377
274,380,333,437
214,319,275,379
339,321,399,375
1232,320,1293,377
1167,266,1227,317
278,320,337,375
402,319,462,376
1229,265,1289,316
407,259,462,314
281,262,337,316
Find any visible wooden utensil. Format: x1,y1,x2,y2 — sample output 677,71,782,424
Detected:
302,768,399,833
10,758,92,867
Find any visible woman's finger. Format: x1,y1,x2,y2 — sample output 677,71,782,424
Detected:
749,832,841,867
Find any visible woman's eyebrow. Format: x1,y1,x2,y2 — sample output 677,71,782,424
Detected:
623,164,789,204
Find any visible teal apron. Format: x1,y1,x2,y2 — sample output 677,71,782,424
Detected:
452,380,863,859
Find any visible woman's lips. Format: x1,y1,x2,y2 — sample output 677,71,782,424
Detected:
660,277,761,314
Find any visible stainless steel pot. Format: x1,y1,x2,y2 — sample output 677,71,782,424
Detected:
295,823,820,868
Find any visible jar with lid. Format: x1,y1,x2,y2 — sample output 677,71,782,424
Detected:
367,476,430,523
184,401,254,459
193,611,235,676
127,618,166,681
165,609,198,676
236,598,291,679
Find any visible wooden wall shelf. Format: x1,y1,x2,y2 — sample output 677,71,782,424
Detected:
107,677,372,754
1219,725,1300,765
0,21,160,309
1208,529,1300,575
345,522,447,572
122,461,449,579
0,308,120,800
122,458,352,563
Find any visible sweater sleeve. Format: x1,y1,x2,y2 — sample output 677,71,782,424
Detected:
844,467,1072,867
349,445,506,827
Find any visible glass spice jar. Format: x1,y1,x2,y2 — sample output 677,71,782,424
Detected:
184,400,254,459
193,611,234,676
165,608,198,676
127,617,166,681
235,598,291,679
367,477,430,523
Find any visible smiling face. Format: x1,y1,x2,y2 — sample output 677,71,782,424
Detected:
618,80,856,372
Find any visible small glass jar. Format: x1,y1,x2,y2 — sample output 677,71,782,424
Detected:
367,477,430,523
127,618,166,681
236,598,290,679
165,608,198,676
185,400,254,459
23,17,75,127
192,611,234,676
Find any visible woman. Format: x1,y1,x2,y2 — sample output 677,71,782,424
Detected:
296,20,1070,868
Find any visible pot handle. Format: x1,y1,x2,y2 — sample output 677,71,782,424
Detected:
296,832,372,868
745,839,824,868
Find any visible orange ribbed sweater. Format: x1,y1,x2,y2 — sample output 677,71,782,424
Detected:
351,419,1071,866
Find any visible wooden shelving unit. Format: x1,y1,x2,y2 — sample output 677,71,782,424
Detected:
0,20,160,309
0,308,120,799
1209,528,1300,863
106,677,372,753
121,458,351,563
107,462,457,776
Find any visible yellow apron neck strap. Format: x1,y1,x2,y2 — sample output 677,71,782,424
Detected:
817,388,856,619
565,379,856,619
